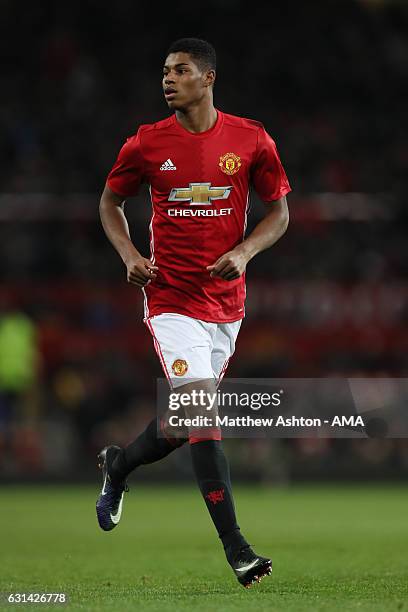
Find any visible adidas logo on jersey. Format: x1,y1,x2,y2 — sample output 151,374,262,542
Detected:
160,158,177,171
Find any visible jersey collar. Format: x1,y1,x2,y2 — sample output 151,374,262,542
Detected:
172,109,223,138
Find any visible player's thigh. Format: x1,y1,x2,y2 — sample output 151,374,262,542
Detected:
146,313,214,388
211,319,242,382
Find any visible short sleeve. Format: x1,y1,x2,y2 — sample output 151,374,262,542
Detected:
251,127,291,202
106,129,145,197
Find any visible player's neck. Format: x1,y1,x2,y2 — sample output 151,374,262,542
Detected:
175,103,217,134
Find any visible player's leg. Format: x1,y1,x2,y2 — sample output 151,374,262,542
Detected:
184,376,248,555
106,312,214,482
201,320,272,587
184,376,271,587
96,314,193,531
96,313,218,530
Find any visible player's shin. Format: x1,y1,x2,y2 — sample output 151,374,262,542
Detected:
189,438,249,562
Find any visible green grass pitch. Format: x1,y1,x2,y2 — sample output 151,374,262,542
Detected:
1,484,407,611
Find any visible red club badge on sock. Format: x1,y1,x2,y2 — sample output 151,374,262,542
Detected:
205,488,225,505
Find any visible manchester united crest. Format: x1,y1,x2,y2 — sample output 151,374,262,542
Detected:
172,359,188,376
219,152,241,175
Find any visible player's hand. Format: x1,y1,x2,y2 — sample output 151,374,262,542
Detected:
206,247,249,281
125,255,159,287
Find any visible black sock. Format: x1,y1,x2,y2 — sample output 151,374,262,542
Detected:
190,440,248,562
111,417,186,482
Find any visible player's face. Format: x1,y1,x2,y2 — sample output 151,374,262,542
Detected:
163,52,213,110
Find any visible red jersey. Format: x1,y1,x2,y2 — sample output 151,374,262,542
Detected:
107,110,291,323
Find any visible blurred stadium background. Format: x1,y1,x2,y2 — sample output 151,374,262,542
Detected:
1,0,408,487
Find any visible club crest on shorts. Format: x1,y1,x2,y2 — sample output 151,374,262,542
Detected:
172,359,188,376
219,152,241,175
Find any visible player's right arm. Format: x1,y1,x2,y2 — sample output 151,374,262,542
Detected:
100,130,158,287
99,185,158,287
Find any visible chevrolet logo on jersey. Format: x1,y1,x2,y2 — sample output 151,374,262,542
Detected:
169,182,232,205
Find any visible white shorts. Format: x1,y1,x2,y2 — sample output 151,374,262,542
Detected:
145,313,242,388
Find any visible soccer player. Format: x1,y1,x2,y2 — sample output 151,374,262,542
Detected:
96,38,290,588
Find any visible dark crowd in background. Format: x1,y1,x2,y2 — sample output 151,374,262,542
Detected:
1,0,408,481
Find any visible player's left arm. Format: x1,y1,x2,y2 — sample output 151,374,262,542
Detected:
207,196,289,281
208,126,290,281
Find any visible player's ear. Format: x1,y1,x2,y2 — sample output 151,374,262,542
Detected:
204,69,216,88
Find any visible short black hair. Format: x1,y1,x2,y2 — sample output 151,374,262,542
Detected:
166,38,216,71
